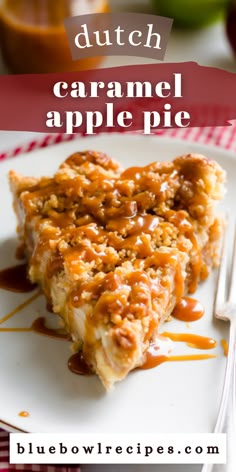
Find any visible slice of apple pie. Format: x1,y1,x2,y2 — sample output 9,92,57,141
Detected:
9,151,225,389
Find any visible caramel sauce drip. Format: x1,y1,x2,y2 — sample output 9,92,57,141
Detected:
68,352,93,376
0,327,31,332
0,290,41,325
0,263,36,292
68,332,217,377
1,317,69,341
31,317,69,340
161,332,217,350
69,351,217,375
140,343,169,370
141,343,216,370
172,297,204,322
0,317,69,340
169,354,216,363
221,339,228,357
18,410,29,418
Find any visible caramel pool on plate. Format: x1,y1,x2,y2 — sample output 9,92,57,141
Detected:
172,297,205,322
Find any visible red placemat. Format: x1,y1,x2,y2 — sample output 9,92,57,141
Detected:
0,429,77,471
0,125,236,161
0,125,236,472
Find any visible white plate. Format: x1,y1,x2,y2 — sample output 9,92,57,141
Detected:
0,133,232,440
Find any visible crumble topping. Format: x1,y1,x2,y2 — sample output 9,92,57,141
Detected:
9,150,225,389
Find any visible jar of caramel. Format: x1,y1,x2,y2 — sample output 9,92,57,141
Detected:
0,0,108,74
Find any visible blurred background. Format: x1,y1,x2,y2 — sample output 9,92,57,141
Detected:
0,0,235,74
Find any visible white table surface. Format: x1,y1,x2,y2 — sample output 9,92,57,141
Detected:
0,4,234,472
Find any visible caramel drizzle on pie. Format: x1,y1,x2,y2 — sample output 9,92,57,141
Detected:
6,151,226,386
0,263,217,376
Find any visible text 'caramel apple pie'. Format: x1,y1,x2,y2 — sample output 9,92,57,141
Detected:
9,150,225,390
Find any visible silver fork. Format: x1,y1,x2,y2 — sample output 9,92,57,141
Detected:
201,222,236,472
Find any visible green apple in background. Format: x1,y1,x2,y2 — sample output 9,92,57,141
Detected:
152,0,229,29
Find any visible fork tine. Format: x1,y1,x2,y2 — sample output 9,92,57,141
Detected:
228,222,236,303
214,220,228,313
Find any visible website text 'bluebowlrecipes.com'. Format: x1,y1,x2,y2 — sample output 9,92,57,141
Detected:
10,434,226,464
